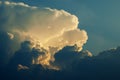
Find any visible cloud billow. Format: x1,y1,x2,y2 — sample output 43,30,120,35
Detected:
0,1,88,68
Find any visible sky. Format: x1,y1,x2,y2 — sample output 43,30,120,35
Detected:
1,0,120,80
9,0,120,55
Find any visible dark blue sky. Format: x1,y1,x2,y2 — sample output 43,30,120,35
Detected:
11,0,120,55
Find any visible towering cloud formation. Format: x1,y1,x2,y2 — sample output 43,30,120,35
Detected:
0,1,88,68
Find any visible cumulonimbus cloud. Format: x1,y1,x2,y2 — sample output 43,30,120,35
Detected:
0,1,88,69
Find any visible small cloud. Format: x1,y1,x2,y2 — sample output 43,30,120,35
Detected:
80,50,93,58
7,32,14,39
18,64,29,71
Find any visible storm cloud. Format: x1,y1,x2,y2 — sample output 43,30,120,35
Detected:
1,46,120,80
0,1,120,80
0,1,88,68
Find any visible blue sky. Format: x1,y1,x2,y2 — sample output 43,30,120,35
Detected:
11,0,120,55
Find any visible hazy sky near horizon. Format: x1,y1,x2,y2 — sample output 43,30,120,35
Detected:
11,0,120,55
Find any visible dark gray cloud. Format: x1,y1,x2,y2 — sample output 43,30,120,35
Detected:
54,46,92,69
0,31,20,67
1,46,120,80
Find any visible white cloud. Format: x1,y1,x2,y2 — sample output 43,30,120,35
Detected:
0,1,88,69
